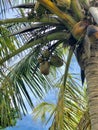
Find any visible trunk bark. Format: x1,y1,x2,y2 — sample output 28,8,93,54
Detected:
85,59,98,129
80,38,98,130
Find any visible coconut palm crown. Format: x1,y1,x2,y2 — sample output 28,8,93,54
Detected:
0,0,98,130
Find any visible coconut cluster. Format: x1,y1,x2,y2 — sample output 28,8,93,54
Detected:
37,49,63,75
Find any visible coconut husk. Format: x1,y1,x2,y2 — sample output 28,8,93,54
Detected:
50,55,63,67
40,61,50,75
42,49,50,58
37,56,44,63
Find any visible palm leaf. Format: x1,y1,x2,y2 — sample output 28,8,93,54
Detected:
1,45,53,114
31,48,87,130
12,3,35,9
0,26,16,58
32,73,87,130
9,22,64,36
77,110,91,130
33,102,56,123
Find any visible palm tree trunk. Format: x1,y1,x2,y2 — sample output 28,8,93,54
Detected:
83,40,98,130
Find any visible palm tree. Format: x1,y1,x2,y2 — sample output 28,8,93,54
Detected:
0,0,98,129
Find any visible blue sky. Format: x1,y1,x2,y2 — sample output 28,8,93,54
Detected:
6,115,49,130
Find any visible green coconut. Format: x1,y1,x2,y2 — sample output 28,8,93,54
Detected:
50,55,63,67
37,56,44,63
42,49,50,58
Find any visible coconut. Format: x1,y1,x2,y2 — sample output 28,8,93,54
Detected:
50,55,63,67
37,56,44,63
39,61,50,75
42,49,50,58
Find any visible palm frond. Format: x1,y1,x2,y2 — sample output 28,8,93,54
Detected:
12,3,35,9
0,19,68,65
0,51,54,127
49,79,87,130
0,76,19,128
3,48,51,106
9,22,64,36
30,47,87,130
0,26,16,58
32,73,87,130
33,102,56,123
77,110,91,130
0,35,68,127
